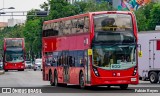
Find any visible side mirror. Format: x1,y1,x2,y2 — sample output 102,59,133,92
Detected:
138,51,143,57
80,59,84,67
88,49,92,56
137,44,142,57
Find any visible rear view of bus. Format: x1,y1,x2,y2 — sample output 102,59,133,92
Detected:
3,38,25,71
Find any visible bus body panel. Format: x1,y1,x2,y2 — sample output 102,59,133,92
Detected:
43,34,90,52
3,38,25,71
90,67,138,86
4,62,25,70
42,11,139,87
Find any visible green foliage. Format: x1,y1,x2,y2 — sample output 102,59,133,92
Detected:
75,0,113,13
135,2,160,31
148,3,160,30
48,0,79,20
135,7,148,31
24,17,42,58
0,25,24,52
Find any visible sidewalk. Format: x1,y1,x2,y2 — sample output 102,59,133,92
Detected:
0,70,4,75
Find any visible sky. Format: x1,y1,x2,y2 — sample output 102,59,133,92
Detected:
0,0,47,22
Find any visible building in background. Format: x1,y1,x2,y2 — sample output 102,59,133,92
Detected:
67,0,112,4
113,0,151,11
66,0,87,4
67,0,158,11
0,22,8,30
8,19,25,27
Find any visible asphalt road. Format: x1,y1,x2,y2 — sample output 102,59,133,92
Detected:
0,70,160,96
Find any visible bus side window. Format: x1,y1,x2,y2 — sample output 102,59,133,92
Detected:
76,18,84,33
52,52,58,67
72,19,77,34
68,51,75,67
45,53,48,66
77,50,84,67
84,17,89,33
74,51,78,67
57,52,62,66
64,20,72,35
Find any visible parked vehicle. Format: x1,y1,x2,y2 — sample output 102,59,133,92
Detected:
34,58,42,71
138,31,160,83
25,61,33,69
0,62,3,69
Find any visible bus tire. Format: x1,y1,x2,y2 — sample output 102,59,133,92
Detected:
158,72,160,83
49,71,54,86
18,69,24,71
5,70,8,72
54,72,58,87
79,72,85,89
149,72,158,83
120,84,128,90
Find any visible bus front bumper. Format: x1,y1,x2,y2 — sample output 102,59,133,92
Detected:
90,76,139,86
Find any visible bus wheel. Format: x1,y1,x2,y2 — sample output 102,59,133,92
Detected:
149,72,158,83
158,72,160,83
5,70,8,72
120,84,128,90
79,72,85,89
54,73,58,87
50,72,54,86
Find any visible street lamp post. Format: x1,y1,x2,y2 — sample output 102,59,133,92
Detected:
0,7,15,15
0,7,15,11
0,7,15,21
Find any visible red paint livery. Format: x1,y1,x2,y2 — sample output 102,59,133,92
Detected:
42,11,139,89
3,38,25,71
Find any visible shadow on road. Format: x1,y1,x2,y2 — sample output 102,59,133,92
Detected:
42,85,134,93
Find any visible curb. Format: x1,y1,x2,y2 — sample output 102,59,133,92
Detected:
0,70,5,75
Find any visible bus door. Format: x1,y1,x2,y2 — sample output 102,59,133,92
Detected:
63,51,69,83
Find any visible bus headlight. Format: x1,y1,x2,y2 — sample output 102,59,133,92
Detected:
133,66,137,76
93,67,100,77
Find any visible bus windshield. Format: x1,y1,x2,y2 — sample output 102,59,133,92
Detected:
93,14,135,43
5,51,24,63
92,44,136,70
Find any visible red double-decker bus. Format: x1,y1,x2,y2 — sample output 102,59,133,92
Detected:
42,11,139,89
3,38,25,71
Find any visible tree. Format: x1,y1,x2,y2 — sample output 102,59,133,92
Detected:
135,2,156,31
47,0,79,20
24,17,42,60
40,0,50,11
148,3,160,30
135,7,148,31
75,0,113,13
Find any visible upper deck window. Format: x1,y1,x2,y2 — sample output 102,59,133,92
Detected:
94,14,133,32
42,16,89,37
6,39,22,48
93,14,135,43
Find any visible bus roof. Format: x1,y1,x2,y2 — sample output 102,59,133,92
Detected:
4,38,24,40
43,11,133,24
